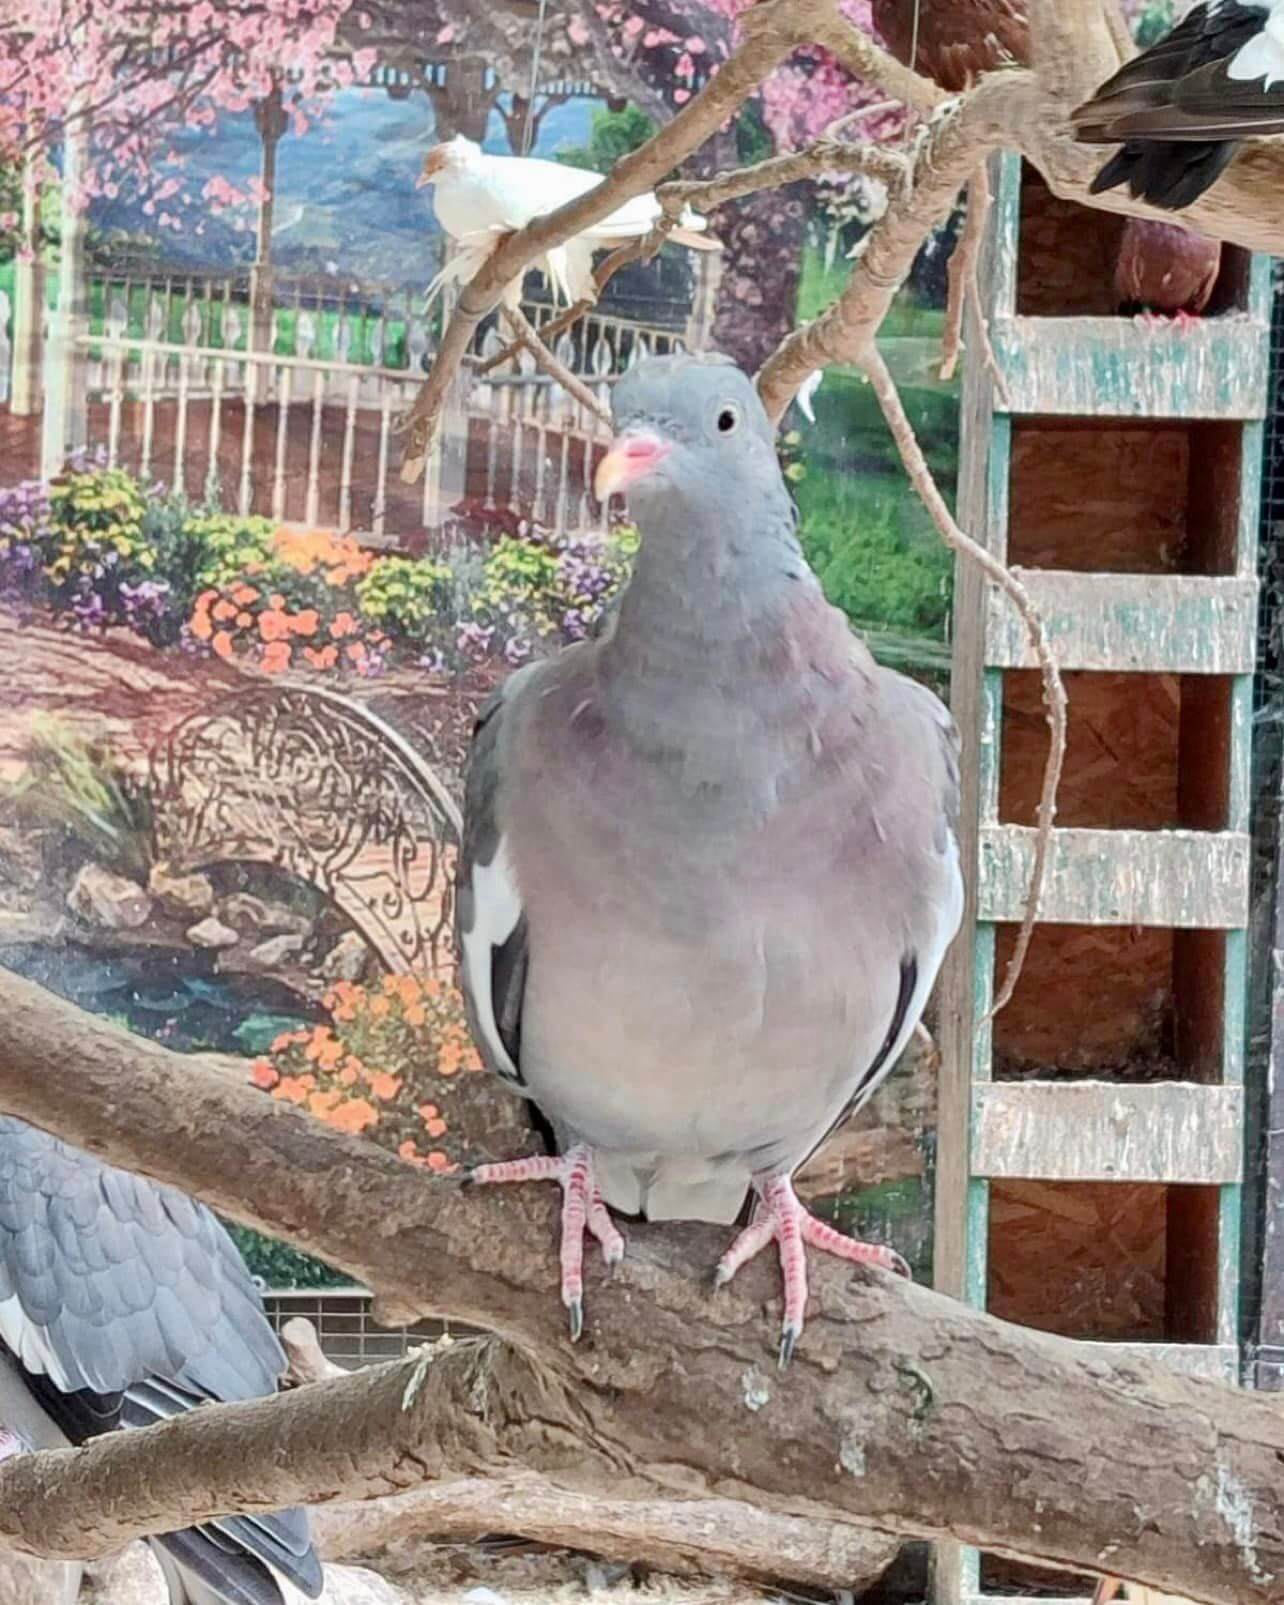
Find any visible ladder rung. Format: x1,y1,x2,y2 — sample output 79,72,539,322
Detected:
992,312,1268,420
978,826,1250,928
986,571,1257,674
973,1080,1242,1185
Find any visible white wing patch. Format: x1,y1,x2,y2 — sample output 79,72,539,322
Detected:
0,1295,71,1391
462,836,525,1083
1228,10,1284,85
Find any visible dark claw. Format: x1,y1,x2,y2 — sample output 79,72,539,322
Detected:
778,1324,799,1370
566,1296,584,1343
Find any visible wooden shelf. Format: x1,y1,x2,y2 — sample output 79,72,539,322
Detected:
978,826,1250,928
986,572,1257,674
992,312,1269,419
972,1082,1243,1185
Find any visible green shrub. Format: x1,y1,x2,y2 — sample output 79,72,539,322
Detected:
356,554,455,641
183,511,278,592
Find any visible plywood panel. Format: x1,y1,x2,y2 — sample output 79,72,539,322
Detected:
973,1081,1243,1184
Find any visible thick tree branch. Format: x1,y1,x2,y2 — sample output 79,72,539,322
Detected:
1,970,1284,1605
397,0,845,481
312,1473,897,1586
658,138,908,217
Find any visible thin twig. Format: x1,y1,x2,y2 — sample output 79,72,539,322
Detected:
859,345,1066,1019
809,8,946,112
659,137,909,218
475,233,666,378
500,304,611,424
940,164,1010,406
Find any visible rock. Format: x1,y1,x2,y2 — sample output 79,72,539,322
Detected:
319,1565,414,1605
243,932,306,971
66,863,152,931
0,1552,81,1605
321,931,371,984
82,1545,164,1605
222,892,310,937
186,916,240,950
148,861,215,920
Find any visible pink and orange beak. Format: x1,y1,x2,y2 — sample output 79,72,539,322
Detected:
594,430,671,502
1092,1580,1123,1605
416,146,450,189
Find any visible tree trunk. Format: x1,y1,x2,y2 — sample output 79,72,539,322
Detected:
710,184,811,372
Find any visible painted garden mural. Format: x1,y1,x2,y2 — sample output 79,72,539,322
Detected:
0,0,1177,1299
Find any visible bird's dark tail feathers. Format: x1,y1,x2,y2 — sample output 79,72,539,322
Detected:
1089,138,1239,210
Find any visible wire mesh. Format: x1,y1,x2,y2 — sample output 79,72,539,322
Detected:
261,1287,451,1370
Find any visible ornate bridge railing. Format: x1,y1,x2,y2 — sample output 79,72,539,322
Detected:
150,684,462,978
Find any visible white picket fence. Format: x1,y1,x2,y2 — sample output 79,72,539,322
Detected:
64,269,686,542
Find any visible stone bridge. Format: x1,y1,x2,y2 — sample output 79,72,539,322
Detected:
150,684,461,977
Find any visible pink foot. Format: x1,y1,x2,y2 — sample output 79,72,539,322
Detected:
471,1144,624,1340
715,1175,910,1366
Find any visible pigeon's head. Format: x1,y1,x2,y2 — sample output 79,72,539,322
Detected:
594,354,783,524
416,135,483,188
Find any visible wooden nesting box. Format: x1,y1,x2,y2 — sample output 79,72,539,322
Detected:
933,153,1270,1605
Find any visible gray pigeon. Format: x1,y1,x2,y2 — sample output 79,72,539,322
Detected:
0,1116,323,1605
456,353,963,1362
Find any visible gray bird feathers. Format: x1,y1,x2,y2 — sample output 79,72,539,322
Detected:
1072,0,1284,209
0,1118,322,1605
456,353,962,1232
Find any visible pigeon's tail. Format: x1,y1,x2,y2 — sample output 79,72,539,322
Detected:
1086,137,1238,211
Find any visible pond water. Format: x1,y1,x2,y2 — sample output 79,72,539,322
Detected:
0,940,351,1288
0,939,324,1055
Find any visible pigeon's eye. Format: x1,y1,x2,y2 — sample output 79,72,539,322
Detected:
716,405,740,435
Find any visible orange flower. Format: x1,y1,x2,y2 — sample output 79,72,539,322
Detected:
417,1103,439,1119
213,598,238,622
437,1042,463,1076
367,995,390,1019
273,1076,310,1105
262,640,292,674
190,609,213,641
367,1071,401,1101
212,630,235,661
231,583,260,605
304,645,338,670
425,1151,455,1173
398,1139,420,1162
289,608,319,638
249,1059,279,1090
259,608,290,643
345,640,367,663
195,588,218,609
338,1064,359,1087
404,1004,426,1027
327,1098,377,1134
297,1073,317,1090
423,1115,447,1138
381,974,398,994
308,1089,343,1117
236,611,254,628
329,611,358,639
269,593,286,609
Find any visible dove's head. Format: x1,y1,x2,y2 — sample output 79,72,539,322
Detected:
416,135,483,188
595,354,787,530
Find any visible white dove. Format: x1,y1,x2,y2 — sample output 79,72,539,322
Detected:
416,134,720,313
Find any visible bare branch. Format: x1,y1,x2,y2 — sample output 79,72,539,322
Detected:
312,1473,897,1587
0,970,1283,1605
808,10,945,113
659,138,909,216
857,345,1065,1018
499,305,611,424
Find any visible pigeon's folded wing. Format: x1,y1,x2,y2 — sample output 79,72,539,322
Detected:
457,667,541,1088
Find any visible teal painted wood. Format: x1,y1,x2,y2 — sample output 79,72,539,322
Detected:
984,573,1258,674
977,826,1251,928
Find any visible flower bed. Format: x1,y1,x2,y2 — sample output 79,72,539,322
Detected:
0,461,639,677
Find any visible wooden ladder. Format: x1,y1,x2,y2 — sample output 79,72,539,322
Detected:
932,151,1271,1605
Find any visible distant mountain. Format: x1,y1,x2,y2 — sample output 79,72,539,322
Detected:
89,89,597,286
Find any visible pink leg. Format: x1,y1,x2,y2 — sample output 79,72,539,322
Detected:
715,1174,910,1366
471,1145,624,1340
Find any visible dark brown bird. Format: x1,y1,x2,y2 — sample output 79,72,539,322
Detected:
1114,217,1222,325
871,0,1029,91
